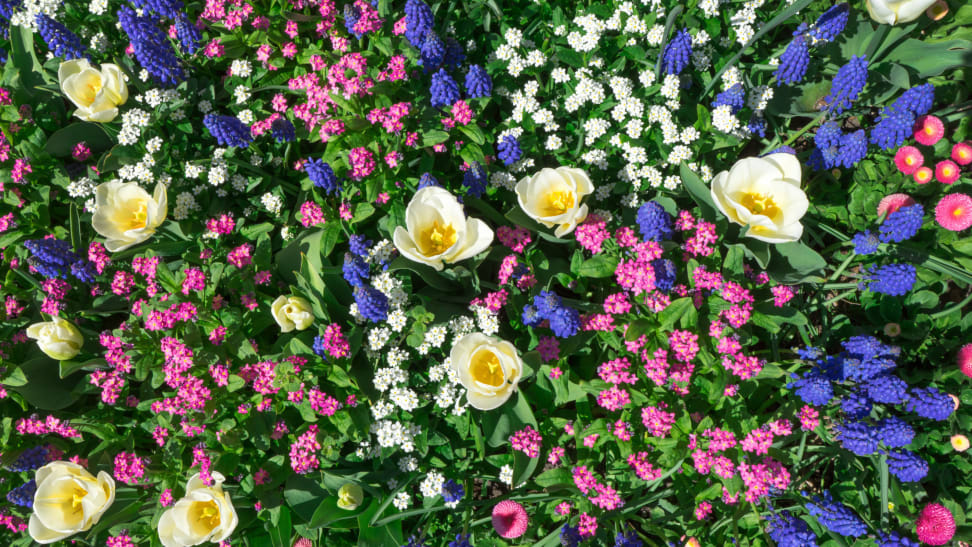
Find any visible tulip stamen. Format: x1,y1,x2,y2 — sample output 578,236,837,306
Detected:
195,500,221,529
127,201,148,231
420,221,457,256
470,350,505,387
543,190,575,216
740,192,780,219
71,486,87,513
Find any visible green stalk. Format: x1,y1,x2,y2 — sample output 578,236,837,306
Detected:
783,111,827,147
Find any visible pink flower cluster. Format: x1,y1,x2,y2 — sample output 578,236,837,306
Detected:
290,425,322,474
615,240,663,294
641,404,676,437
367,102,411,133
575,215,610,254
113,452,147,485
348,147,376,180
15,415,82,439
299,201,325,227
320,323,350,358
627,452,662,481
510,425,542,458
571,466,624,511
496,226,531,253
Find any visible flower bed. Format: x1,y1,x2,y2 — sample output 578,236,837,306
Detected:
0,0,970,545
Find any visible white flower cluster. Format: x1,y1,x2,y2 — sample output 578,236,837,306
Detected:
10,0,59,28
370,420,420,452
730,0,767,45
118,109,150,146
260,192,283,215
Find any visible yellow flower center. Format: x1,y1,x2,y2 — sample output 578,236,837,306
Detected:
194,499,221,530
419,220,457,256
954,207,964,217
542,190,575,216
740,192,780,219
82,76,103,105
469,349,505,387
71,486,87,513
127,201,148,231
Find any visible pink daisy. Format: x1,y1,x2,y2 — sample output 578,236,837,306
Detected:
915,503,955,546
893,146,923,175
952,141,972,165
876,193,916,217
913,115,945,146
935,159,961,184
957,343,972,378
914,166,934,184
936,193,972,231
492,500,529,539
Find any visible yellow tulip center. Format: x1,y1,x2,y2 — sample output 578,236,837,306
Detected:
193,499,221,530
419,220,457,256
740,191,780,219
542,190,575,216
470,349,505,387
82,75,103,105
71,486,87,513
127,200,148,231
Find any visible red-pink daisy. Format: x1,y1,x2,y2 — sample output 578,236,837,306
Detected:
952,141,972,165
914,166,934,184
492,500,529,539
959,343,972,378
916,503,955,546
893,146,923,175
935,159,961,184
935,193,972,231
913,115,945,146
877,193,916,217
292,540,313,547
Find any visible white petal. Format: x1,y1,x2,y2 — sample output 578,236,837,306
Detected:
760,153,802,187
447,217,493,263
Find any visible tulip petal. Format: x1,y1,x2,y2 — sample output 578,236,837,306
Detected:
448,217,494,263
394,226,443,271
29,513,72,544
760,153,802,187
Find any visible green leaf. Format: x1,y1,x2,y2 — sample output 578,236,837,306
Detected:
533,467,572,488
770,241,826,282
284,474,330,523
679,162,717,220
58,358,104,379
268,507,292,547
422,130,450,147
13,357,83,410
69,203,82,254
882,38,972,78
577,255,619,278
44,122,112,157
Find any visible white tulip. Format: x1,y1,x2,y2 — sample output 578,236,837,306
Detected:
710,154,809,244
25,316,83,361
865,0,937,24
58,59,128,123
158,472,238,547
515,166,594,237
270,295,314,332
91,181,167,252
393,186,493,271
29,461,116,544
450,333,523,410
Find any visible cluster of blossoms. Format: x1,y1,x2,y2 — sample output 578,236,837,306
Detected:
789,337,953,483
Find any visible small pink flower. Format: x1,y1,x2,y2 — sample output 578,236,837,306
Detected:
935,193,972,231
952,141,972,165
914,165,934,184
913,115,945,146
915,503,955,545
958,342,972,378
935,159,961,184
877,193,916,217
492,500,528,539
893,146,923,175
